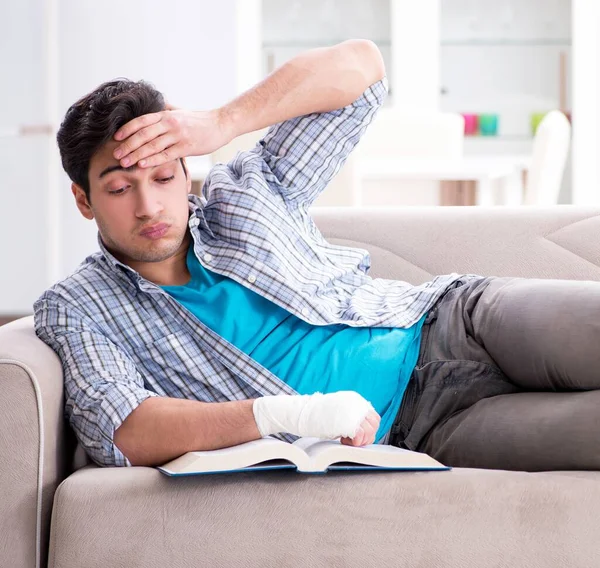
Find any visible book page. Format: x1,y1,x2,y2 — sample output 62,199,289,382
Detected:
158,437,312,475
292,436,329,451
294,438,447,471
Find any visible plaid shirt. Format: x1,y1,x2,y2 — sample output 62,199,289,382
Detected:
34,77,481,467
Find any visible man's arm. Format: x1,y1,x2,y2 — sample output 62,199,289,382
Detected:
113,397,260,466
114,394,380,466
111,39,386,168
218,38,386,140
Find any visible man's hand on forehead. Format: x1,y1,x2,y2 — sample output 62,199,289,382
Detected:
112,103,234,169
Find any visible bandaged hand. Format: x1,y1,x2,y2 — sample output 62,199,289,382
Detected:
252,391,381,446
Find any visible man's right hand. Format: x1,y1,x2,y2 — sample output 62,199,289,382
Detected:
112,107,234,169
252,391,381,446
340,409,381,447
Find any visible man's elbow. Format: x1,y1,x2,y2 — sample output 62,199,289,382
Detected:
114,420,146,466
343,39,386,85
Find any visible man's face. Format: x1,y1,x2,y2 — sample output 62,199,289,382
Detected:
73,139,192,270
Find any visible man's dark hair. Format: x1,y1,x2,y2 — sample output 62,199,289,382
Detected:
57,78,187,204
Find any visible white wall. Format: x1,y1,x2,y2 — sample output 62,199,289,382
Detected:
0,0,50,315
235,0,263,93
391,0,440,110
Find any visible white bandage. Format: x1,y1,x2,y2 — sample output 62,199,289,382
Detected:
252,391,375,439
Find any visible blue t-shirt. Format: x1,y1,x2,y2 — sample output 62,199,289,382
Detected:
161,243,426,442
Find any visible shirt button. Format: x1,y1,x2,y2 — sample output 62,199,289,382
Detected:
203,253,212,262
247,274,256,284
301,307,309,316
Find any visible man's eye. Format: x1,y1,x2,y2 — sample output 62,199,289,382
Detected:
108,176,173,195
157,176,175,183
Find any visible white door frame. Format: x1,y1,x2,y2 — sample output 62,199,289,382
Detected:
572,0,600,204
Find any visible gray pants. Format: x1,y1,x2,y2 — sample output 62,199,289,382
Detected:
389,276,600,471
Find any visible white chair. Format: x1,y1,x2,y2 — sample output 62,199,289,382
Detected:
522,110,571,206
353,109,465,206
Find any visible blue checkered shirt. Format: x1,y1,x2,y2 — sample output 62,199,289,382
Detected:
34,77,481,467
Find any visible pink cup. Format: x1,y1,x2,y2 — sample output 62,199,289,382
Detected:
462,113,478,136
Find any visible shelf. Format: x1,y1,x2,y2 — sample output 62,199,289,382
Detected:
464,135,534,141
264,39,571,49
441,39,571,47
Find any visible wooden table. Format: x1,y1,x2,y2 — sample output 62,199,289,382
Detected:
356,156,531,206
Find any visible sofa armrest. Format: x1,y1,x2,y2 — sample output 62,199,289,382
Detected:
0,316,72,568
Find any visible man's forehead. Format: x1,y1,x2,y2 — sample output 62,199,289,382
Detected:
97,138,120,157
92,143,178,178
90,139,121,172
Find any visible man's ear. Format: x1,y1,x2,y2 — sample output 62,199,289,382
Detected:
71,183,94,220
182,157,192,194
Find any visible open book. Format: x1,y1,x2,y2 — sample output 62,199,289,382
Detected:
157,436,450,477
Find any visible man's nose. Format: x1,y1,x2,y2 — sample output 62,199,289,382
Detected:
135,187,164,219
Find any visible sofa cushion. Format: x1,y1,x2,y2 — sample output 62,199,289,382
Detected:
49,465,600,568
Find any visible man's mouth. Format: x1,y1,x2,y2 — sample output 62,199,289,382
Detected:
139,223,170,239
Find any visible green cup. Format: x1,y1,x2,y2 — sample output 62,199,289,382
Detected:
478,114,499,136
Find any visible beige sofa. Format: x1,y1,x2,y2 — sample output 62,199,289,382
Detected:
2,205,600,568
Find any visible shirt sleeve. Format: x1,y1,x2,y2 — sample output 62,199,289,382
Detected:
255,76,388,208
33,297,161,467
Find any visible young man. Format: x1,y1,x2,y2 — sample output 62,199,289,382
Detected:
35,40,600,472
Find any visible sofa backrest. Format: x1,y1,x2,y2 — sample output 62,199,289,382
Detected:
311,205,600,283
